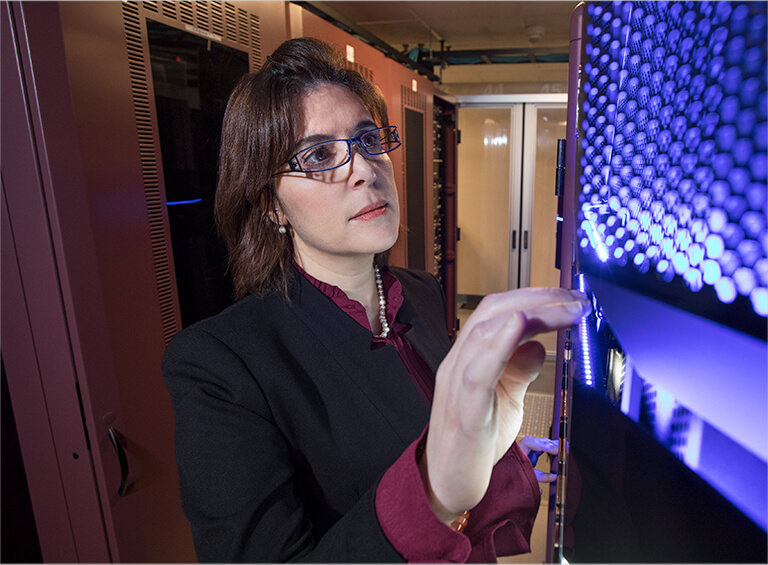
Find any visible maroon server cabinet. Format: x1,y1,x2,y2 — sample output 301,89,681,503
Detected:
2,1,286,561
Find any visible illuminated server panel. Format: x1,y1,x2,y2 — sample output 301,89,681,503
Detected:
578,2,766,329
571,0,766,533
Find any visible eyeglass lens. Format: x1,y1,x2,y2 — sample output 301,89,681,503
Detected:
293,127,399,172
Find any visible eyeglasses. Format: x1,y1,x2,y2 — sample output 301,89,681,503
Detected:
275,126,401,175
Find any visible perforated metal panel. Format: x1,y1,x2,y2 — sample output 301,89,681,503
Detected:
347,61,374,83
120,1,260,344
401,84,427,111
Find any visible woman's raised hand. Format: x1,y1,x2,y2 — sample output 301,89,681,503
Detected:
421,287,590,524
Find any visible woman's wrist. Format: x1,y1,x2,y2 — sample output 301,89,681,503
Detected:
417,451,469,530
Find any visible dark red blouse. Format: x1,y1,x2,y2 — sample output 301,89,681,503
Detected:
296,264,540,562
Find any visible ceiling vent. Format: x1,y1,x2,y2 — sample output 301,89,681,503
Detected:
525,25,545,44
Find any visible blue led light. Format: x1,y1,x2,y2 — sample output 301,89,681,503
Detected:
751,288,768,317
715,277,738,303
737,109,758,139
741,211,767,240
720,250,742,277
167,198,203,206
722,222,747,249
738,239,763,267
751,154,767,182
746,183,767,210
657,258,676,282
703,259,722,285
684,266,704,292
673,251,690,274
756,259,768,286
705,234,725,259
694,166,715,192
724,196,750,223
584,211,611,262
744,46,765,78
734,267,757,296
634,252,650,273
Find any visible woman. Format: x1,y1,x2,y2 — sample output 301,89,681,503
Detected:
162,37,590,563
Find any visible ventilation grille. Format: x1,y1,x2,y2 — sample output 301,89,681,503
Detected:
639,381,657,430
121,1,261,344
161,2,177,20
346,61,374,84
141,0,261,68
121,1,178,345
401,85,427,111
325,42,375,85
668,406,693,460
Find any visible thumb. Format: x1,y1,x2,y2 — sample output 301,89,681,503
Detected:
500,340,546,401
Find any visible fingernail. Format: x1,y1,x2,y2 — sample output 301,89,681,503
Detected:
571,290,589,302
566,300,590,315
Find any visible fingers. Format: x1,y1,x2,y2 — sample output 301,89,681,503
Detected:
458,288,591,346
534,470,558,483
450,310,527,431
423,287,589,515
473,288,589,322
494,341,546,427
520,437,559,483
519,436,558,455
504,341,546,388
425,311,529,513
517,300,591,343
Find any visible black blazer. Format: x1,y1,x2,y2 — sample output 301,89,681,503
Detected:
162,267,453,562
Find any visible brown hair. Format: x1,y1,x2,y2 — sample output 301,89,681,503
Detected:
215,37,391,300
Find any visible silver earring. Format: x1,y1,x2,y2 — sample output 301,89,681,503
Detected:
278,225,287,234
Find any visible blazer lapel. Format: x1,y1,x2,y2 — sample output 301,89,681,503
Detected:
394,270,453,375
398,300,448,375
289,276,430,447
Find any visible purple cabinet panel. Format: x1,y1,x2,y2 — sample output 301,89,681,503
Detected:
2,1,188,561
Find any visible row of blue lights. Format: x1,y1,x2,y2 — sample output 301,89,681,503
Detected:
578,1,767,318
578,274,595,387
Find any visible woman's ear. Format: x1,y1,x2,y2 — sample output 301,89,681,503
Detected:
270,205,285,227
260,190,282,225
269,200,289,234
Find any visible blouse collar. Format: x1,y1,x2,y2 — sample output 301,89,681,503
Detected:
292,261,406,337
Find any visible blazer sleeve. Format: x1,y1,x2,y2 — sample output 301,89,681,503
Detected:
162,326,404,563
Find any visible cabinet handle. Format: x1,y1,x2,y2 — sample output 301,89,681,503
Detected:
523,230,529,250
108,427,129,496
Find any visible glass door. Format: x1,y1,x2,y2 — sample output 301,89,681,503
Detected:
520,104,568,289
456,96,566,309
456,105,523,311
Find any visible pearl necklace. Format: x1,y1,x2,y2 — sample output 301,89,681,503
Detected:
374,266,390,338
